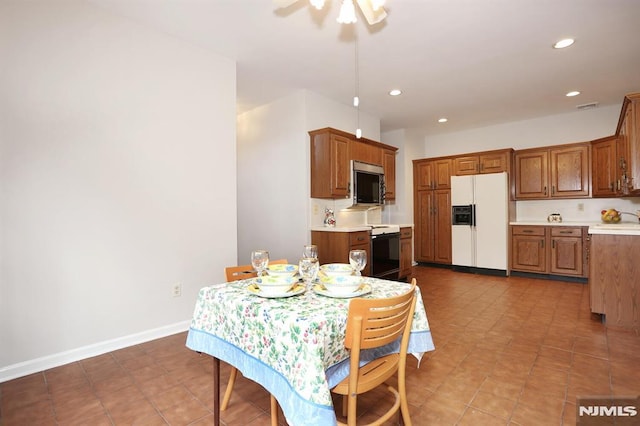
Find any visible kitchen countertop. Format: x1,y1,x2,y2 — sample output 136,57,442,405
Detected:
311,223,414,233
311,226,371,233
588,223,640,236
509,221,640,236
510,221,597,227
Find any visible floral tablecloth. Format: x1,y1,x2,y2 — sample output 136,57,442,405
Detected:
185,277,434,426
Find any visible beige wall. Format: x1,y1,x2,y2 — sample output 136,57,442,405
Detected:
0,0,237,380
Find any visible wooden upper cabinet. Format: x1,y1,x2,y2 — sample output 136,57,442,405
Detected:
433,159,452,189
415,158,452,190
309,129,351,198
453,156,479,175
549,144,590,198
514,143,590,199
415,160,435,191
453,149,512,176
480,151,511,174
591,136,618,197
615,93,640,196
350,139,382,165
382,149,396,200
309,127,398,200
514,149,549,199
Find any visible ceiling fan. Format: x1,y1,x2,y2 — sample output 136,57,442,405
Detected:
274,0,388,26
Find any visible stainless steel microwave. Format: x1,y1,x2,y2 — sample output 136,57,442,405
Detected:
351,160,385,207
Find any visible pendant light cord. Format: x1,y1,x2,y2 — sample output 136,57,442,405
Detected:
354,33,361,138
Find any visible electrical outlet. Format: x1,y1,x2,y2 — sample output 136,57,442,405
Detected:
313,204,318,215
172,283,182,297
578,203,584,211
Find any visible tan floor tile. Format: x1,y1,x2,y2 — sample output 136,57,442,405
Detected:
106,395,158,424
1,399,55,425
479,376,523,400
469,390,517,420
457,407,508,425
511,399,563,425
2,267,639,426
567,372,612,401
571,352,611,380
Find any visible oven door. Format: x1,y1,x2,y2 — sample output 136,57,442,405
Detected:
371,232,400,280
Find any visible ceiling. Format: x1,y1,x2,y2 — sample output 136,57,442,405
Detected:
88,0,640,137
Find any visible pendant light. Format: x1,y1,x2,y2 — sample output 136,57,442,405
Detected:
337,0,358,24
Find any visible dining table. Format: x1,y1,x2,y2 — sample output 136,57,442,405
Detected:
185,276,435,426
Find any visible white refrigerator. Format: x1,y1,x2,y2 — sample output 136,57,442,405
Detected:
451,172,509,274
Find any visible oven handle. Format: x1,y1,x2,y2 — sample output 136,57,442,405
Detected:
371,232,400,240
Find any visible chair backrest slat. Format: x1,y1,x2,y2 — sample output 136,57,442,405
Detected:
224,258,288,282
345,282,417,351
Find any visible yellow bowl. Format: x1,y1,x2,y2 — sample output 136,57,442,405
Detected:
267,264,298,277
319,275,362,295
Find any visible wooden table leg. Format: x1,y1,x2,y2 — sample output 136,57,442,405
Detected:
213,357,220,426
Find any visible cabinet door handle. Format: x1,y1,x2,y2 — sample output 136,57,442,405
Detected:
522,230,534,233
544,186,548,195
559,230,573,234
541,239,544,248
552,240,555,248
552,185,556,194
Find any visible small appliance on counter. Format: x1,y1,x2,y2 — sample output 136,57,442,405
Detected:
547,213,562,223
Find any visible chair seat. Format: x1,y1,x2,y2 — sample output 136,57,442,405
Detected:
332,353,400,396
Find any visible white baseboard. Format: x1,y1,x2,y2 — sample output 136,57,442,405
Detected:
0,320,191,383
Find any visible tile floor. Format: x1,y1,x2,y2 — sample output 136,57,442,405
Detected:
1,266,639,425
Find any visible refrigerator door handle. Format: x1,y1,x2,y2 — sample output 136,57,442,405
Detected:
471,204,477,227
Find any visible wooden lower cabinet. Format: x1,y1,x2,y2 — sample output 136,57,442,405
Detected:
399,227,413,280
549,227,584,276
511,225,587,278
414,189,451,264
311,230,371,276
589,233,640,328
511,226,547,273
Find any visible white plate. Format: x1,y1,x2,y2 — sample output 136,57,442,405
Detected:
312,283,372,299
247,283,306,298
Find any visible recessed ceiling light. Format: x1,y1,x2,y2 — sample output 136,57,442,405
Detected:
389,89,402,96
554,38,575,49
438,118,448,123
566,91,581,97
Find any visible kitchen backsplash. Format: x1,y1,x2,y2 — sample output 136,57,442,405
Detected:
516,197,640,223
310,198,383,227
311,197,640,228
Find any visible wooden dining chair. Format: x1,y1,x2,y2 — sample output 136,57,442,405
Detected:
224,258,287,282
222,258,288,426
331,279,417,426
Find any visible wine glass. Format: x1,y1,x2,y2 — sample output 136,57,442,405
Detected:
349,249,367,276
303,244,318,259
251,250,270,277
299,257,319,288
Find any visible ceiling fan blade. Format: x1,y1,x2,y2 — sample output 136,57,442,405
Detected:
356,0,387,25
273,0,300,8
